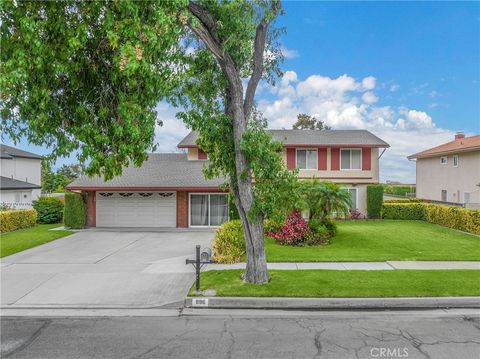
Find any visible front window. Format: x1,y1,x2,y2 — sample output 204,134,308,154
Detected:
342,188,357,209
440,156,447,164
296,149,317,170
190,194,228,227
341,149,361,170
453,155,459,167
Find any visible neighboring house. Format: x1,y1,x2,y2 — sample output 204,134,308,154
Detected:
407,132,480,208
0,144,42,208
68,130,389,228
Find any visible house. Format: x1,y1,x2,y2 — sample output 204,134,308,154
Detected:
68,129,389,228
407,132,480,208
0,144,42,208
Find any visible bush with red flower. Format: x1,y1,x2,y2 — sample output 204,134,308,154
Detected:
269,210,310,245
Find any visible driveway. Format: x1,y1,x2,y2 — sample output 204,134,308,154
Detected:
1,229,214,308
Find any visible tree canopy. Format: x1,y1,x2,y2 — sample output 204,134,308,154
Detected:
292,114,331,130
1,0,294,283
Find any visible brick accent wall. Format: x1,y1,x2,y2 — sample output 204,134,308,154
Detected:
176,191,189,227
85,191,96,227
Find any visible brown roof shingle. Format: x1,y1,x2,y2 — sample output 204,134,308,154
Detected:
407,135,480,159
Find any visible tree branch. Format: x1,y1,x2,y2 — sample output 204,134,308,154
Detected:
243,0,280,118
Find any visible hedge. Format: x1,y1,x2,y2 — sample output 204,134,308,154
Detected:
212,220,245,264
382,203,426,220
367,184,384,219
384,198,424,203
382,203,480,235
0,210,37,233
64,192,86,229
32,196,64,224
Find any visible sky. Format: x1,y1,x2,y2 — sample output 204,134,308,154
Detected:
3,1,480,183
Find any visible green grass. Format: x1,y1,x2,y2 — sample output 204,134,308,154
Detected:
193,269,480,297
0,224,73,258
265,220,480,262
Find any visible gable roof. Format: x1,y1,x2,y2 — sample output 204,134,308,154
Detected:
407,135,480,159
0,176,41,190
0,144,42,160
177,130,390,148
67,153,225,189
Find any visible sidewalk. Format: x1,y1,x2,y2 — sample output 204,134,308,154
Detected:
205,261,480,271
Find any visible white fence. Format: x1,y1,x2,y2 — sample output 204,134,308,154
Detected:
1,202,33,210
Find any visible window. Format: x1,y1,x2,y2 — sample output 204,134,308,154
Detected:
440,156,447,165
342,188,357,210
465,192,470,204
190,194,228,227
296,149,317,170
340,149,361,170
14,192,21,203
453,155,459,167
441,190,447,202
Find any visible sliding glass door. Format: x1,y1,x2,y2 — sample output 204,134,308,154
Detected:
190,193,228,227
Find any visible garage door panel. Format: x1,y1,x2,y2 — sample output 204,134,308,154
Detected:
96,192,176,227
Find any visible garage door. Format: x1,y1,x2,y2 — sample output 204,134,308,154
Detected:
96,192,176,227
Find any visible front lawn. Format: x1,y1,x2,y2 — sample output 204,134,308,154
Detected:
0,224,73,258
193,269,480,297
265,220,480,262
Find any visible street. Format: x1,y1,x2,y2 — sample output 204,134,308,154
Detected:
1,309,479,359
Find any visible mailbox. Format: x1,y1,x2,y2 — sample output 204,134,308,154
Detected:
201,248,212,262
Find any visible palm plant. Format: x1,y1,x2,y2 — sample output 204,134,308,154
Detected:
297,180,352,221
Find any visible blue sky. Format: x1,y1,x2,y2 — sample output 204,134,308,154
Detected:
3,1,479,182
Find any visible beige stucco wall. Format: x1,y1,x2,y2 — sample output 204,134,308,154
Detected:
415,150,480,204
0,157,41,185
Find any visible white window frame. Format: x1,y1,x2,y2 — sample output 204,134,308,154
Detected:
296,148,318,170
188,193,229,228
341,187,358,210
453,155,459,167
440,156,448,165
340,148,362,170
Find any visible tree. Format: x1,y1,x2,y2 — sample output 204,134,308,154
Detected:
41,160,57,194
297,180,351,221
1,0,294,283
292,114,331,130
55,164,83,192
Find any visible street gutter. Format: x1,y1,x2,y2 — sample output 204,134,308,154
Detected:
184,296,480,310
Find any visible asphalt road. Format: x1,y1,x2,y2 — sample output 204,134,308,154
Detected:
1,309,479,359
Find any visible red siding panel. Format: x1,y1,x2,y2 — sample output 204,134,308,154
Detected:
85,191,96,227
318,148,327,170
198,149,207,160
176,191,189,228
362,148,371,171
286,148,296,170
331,148,340,171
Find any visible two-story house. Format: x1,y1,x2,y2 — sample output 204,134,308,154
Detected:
68,130,389,228
407,132,480,208
0,144,42,208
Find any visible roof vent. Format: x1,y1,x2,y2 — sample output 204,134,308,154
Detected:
455,132,465,140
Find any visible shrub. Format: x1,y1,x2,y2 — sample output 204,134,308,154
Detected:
382,203,426,220
264,218,282,234
367,184,384,219
32,196,63,224
323,218,337,237
64,192,86,229
383,185,416,196
212,220,245,264
424,204,480,235
0,209,37,232
269,210,310,246
349,209,364,220
304,219,330,246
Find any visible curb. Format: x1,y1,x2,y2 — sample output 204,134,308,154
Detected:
184,296,480,309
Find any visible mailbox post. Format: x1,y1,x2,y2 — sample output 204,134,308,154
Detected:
186,245,215,292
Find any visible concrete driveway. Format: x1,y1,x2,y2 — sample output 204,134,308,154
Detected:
1,229,213,308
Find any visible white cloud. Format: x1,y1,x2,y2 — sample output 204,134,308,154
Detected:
362,91,378,104
280,46,299,59
258,70,453,182
362,76,376,90
154,102,189,153
389,84,400,92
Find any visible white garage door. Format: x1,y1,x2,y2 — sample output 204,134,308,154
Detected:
96,192,176,227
